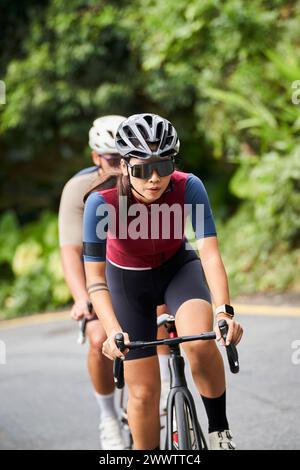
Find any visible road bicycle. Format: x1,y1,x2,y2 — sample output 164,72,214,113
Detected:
113,315,239,450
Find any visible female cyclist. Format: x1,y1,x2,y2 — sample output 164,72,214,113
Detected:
59,115,170,449
83,113,243,450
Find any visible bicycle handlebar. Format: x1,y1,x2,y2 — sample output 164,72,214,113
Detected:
113,319,240,389
77,301,93,344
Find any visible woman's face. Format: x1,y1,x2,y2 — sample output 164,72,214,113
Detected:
121,157,173,203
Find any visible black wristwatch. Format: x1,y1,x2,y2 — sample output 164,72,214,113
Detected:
215,304,235,318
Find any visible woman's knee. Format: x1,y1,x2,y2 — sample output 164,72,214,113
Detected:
184,340,218,370
128,382,160,409
87,327,107,351
126,357,161,409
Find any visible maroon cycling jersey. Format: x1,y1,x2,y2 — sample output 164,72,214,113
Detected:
83,170,217,269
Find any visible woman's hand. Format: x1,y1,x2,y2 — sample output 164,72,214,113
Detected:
102,331,130,361
214,314,243,346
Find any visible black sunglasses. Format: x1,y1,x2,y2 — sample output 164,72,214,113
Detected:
125,159,175,179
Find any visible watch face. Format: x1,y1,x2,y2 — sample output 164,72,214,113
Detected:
225,304,234,315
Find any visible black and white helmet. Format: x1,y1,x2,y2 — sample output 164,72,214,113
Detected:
115,113,180,159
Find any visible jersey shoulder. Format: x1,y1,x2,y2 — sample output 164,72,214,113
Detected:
62,166,98,193
185,172,207,191
74,165,98,177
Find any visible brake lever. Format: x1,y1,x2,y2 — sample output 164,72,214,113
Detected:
77,301,93,345
113,333,126,389
77,317,88,344
218,319,240,374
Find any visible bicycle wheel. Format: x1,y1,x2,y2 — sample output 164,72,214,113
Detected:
172,392,192,449
118,388,134,450
168,390,207,450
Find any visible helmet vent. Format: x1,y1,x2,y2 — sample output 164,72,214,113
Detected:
123,125,135,138
165,136,173,146
136,124,149,141
156,122,163,140
143,115,153,126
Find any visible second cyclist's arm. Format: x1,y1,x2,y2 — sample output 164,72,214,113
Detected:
60,245,88,302
58,177,89,303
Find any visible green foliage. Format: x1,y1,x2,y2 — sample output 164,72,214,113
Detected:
220,146,300,295
0,211,20,264
0,211,71,319
1,0,300,315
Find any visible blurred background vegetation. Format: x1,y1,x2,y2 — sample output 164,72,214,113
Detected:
1,0,300,319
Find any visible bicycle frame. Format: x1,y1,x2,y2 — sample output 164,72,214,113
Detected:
166,331,208,449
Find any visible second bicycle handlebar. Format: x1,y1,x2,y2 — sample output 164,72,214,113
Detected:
113,319,240,389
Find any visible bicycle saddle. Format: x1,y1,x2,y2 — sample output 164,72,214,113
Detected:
157,313,175,328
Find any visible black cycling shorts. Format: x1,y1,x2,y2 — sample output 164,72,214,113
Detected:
105,242,212,360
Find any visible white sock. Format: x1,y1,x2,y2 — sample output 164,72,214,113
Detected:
158,354,170,383
94,391,116,419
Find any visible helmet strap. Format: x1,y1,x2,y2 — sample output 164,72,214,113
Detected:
128,178,146,200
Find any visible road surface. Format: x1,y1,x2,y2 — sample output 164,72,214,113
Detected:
0,310,299,449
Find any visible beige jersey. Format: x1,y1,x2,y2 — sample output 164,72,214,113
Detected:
58,166,117,247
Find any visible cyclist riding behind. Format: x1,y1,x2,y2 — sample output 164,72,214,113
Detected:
82,113,243,450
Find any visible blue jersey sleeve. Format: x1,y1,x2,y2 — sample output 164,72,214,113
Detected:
83,191,108,262
184,174,217,239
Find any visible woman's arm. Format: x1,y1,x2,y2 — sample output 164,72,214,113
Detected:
84,259,129,359
60,245,94,320
83,191,129,359
84,260,121,335
197,236,243,346
197,236,230,307
58,178,94,320
82,189,119,334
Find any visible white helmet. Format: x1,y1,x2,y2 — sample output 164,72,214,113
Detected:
89,115,126,154
116,113,179,159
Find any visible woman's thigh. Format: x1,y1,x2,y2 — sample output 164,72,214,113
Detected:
164,258,212,319
175,298,213,336
164,258,215,356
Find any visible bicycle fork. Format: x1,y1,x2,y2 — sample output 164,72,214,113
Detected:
166,346,208,450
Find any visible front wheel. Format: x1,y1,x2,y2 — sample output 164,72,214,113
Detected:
173,393,192,449
167,390,207,450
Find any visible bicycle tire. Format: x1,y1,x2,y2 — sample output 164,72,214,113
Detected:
166,389,207,451
173,392,192,449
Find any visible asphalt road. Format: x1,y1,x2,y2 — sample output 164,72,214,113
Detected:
0,313,299,450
